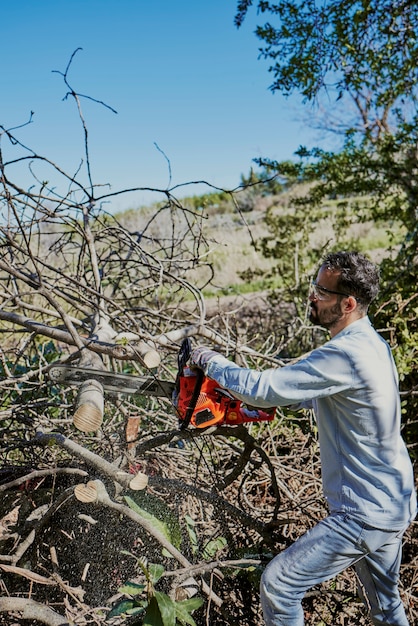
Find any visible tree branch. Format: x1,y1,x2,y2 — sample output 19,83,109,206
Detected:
0,597,71,626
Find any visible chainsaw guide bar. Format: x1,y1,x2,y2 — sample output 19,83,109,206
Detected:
48,364,175,398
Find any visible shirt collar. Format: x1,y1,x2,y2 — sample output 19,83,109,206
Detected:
331,315,371,340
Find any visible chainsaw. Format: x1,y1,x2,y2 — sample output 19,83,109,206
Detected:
48,338,275,429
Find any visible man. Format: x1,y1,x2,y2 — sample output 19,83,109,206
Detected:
190,251,416,626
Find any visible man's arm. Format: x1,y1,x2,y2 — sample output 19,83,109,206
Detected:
190,343,353,408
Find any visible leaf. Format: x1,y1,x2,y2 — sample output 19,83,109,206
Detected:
201,536,227,560
184,514,199,555
126,605,147,616
124,493,181,550
118,581,146,596
154,591,177,626
125,495,172,544
175,597,204,626
148,562,165,584
142,594,165,626
106,599,136,619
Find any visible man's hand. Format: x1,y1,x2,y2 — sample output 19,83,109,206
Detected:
190,346,220,372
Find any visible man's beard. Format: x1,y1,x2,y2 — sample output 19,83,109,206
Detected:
309,301,343,331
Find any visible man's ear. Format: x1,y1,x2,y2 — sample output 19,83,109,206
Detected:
344,295,358,313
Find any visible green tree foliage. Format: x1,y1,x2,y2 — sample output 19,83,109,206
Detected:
235,0,418,447
235,1,417,128
239,167,286,195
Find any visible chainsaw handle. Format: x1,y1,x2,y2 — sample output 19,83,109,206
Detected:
180,367,204,430
174,338,192,396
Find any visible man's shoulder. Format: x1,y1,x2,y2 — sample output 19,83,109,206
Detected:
329,316,392,364
332,316,379,343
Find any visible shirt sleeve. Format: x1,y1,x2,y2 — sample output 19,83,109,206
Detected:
205,342,354,408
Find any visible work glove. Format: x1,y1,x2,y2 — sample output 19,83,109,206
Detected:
189,346,220,373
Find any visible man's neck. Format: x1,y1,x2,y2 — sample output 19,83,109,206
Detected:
329,312,365,338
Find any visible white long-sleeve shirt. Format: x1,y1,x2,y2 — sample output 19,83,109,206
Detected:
204,317,416,529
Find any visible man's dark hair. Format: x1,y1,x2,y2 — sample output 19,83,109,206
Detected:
322,251,380,309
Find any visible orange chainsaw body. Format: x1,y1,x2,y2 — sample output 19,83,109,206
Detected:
176,368,275,428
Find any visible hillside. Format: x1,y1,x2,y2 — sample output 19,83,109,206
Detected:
114,184,397,299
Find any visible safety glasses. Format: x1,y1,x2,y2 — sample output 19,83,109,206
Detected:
310,280,351,301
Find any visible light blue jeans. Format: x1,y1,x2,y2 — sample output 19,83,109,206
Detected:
260,512,409,626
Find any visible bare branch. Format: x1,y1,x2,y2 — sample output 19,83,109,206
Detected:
0,597,71,626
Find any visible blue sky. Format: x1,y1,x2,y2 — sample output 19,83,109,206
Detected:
1,0,322,212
